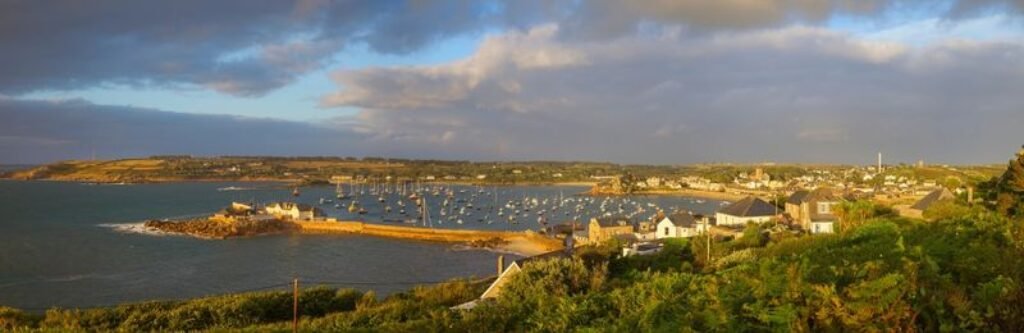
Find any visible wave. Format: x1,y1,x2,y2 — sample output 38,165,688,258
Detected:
217,186,255,191
97,223,179,237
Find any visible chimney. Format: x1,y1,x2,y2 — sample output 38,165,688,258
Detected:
497,255,505,275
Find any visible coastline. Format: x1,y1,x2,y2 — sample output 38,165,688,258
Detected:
585,188,747,201
1,177,596,188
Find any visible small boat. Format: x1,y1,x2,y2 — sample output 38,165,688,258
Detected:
292,188,300,197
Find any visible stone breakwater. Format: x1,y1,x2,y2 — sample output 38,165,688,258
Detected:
143,218,297,239
295,221,563,256
141,218,562,256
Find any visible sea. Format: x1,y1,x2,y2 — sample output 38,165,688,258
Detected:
0,180,725,311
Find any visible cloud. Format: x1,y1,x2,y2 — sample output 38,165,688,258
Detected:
3,0,1022,98
0,98,369,164
0,0,493,97
322,25,586,110
320,24,1024,164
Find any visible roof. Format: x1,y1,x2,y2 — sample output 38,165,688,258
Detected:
665,212,697,228
718,196,778,217
804,188,841,202
511,249,572,267
786,190,810,205
911,188,955,211
267,202,317,212
592,216,632,228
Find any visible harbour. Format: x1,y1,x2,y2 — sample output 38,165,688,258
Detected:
0,180,723,311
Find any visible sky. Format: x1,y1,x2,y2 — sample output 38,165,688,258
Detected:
2,0,1024,165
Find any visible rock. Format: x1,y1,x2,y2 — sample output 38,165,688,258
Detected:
144,218,297,239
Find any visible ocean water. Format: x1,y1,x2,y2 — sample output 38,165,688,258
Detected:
0,180,725,310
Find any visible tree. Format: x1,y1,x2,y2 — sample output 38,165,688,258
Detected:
996,145,1024,216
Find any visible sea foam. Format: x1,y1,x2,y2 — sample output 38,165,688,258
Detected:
97,223,177,237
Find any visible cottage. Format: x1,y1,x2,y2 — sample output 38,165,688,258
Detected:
588,216,634,244
264,202,321,221
786,188,840,234
622,242,663,257
656,212,701,239
716,196,778,226
904,188,956,218
479,250,572,300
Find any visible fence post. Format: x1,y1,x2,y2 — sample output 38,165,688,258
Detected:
293,278,299,333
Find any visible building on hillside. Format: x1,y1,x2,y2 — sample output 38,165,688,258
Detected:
903,188,956,218
622,242,663,257
264,202,321,221
716,196,778,227
476,249,572,301
635,219,657,240
656,212,702,239
785,188,841,234
588,216,634,243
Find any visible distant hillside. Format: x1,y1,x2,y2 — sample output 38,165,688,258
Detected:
2,156,625,184
4,156,1004,187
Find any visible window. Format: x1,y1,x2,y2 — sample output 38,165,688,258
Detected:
817,202,832,214
664,227,670,236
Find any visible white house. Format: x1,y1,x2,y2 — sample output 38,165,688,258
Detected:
656,212,701,239
264,202,321,221
715,196,778,226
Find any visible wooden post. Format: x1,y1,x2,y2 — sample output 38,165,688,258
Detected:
293,278,299,333
706,231,711,265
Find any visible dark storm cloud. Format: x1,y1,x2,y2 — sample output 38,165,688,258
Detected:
322,26,1024,164
3,0,1022,97
0,98,370,164
0,0,494,97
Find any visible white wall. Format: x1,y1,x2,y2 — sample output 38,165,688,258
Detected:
715,213,772,226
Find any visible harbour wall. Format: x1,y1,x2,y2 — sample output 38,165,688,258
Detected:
295,220,563,248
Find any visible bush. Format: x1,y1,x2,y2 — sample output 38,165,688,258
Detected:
0,306,38,330
36,286,364,331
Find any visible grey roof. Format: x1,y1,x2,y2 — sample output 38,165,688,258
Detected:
666,212,697,228
911,188,955,211
512,249,572,267
593,216,631,228
718,196,778,217
786,190,810,205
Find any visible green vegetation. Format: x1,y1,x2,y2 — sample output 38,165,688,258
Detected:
994,146,1024,217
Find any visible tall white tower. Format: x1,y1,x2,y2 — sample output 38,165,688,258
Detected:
877,152,882,173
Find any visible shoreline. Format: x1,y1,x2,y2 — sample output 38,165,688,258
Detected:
0,177,597,188
585,188,748,201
